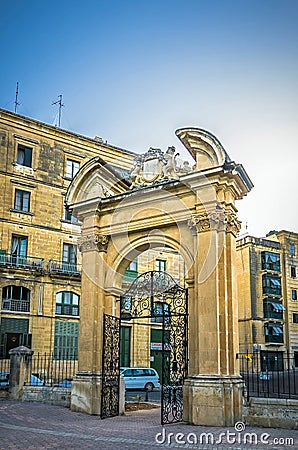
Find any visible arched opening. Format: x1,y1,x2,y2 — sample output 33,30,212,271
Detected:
2,285,30,313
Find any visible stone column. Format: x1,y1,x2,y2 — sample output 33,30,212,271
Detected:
183,208,244,426
9,346,34,400
70,230,109,415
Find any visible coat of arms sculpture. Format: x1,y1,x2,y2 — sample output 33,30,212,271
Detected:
130,146,192,188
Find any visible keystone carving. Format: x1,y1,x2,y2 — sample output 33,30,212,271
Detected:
78,233,110,252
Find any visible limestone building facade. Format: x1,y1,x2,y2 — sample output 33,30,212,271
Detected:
236,230,298,369
0,108,184,373
0,108,134,359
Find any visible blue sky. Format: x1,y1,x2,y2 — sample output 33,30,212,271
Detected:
1,0,298,237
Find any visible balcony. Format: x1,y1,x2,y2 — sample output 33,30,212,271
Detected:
0,251,44,271
265,334,284,344
262,274,282,297
263,300,285,320
263,286,282,297
261,251,281,273
262,262,281,272
264,323,284,344
49,260,81,277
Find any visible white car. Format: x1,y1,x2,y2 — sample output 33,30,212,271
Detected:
120,367,160,391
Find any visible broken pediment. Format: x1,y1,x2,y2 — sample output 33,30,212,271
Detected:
65,156,130,209
175,127,231,171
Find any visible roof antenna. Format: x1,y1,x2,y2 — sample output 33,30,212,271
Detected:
52,94,64,127
14,82,20,113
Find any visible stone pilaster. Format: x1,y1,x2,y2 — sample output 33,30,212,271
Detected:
184,206,243,426
71,232,110,415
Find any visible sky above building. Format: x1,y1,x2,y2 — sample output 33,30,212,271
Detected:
1,0,297,238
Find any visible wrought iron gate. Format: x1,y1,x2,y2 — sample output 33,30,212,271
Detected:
101,271,188,423
101,314,120,419
120,271,188,425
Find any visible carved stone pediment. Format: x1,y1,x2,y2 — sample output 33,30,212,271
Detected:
81,180,111,201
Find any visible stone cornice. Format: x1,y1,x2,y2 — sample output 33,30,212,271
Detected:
78,233,110,252
188,210,241,236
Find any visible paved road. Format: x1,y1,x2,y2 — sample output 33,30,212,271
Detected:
0,399,297,449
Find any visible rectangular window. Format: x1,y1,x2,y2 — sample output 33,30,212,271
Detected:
17,144,32,167
262,274,282,297
11,235,28,258
290,266,296,278
292,289,297,301
64,208,78,223
66,159,80,179
120,326,131,367
62,243,77,265
290,244,295,255
293,313,298,324
123,259,138,283
156,259,166,272
264,323,284,343
263,299,285,319
128,259,138,272
14,189,30,212
261,251,280,272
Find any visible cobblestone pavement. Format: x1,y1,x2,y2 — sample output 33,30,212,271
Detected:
0,400,297,450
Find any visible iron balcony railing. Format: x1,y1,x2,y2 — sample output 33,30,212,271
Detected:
262,286,282,297
49,260,81,276
265,334,284,344
0,252,44,271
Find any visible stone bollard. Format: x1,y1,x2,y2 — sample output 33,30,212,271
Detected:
9,346,34,400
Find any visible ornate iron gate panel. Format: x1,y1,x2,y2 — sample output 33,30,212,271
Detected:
120,271,188,425
161,310,188,424
101,314,121,419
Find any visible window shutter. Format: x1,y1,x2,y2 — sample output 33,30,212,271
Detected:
0,318,29,333
0,334,7,359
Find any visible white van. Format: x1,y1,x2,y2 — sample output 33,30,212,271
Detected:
120,367,160,391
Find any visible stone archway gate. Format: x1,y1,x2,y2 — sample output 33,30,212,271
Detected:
66,127,253,426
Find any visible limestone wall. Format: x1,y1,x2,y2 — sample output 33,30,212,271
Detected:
244,397,298,430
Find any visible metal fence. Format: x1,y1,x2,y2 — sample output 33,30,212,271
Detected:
239,352,298,400
0,353,77,387
30,352,78,386
0,358,10,375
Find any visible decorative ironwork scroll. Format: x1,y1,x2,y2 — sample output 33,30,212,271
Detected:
161,312,188,424
121,271,187,318
101,314,120,419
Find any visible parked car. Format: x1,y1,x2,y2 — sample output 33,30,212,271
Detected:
0,372,44,386
54,378,72,388
120,367,160,391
